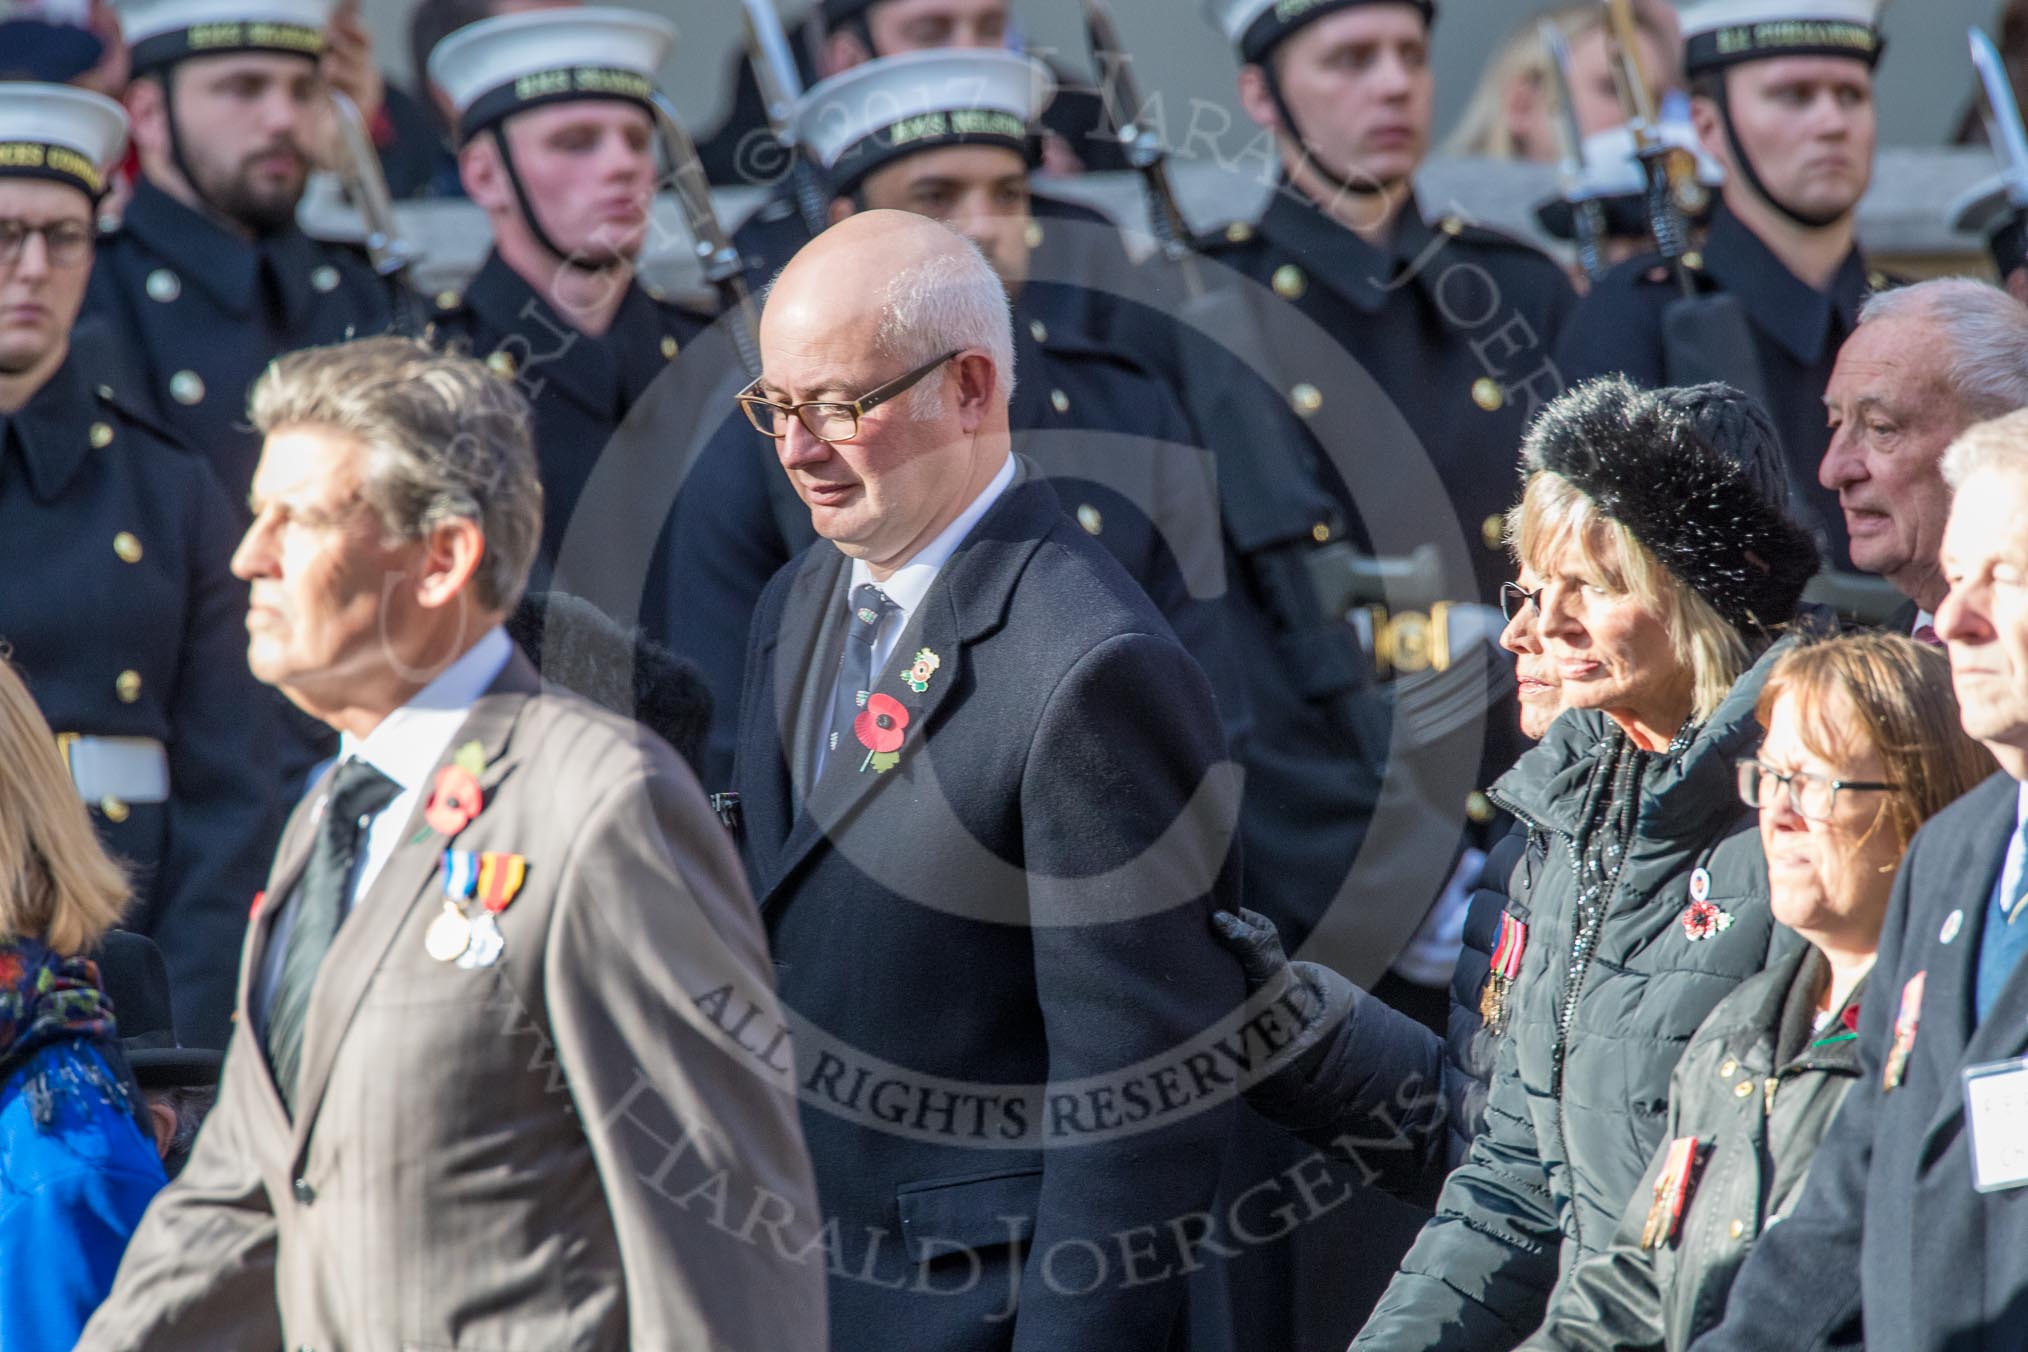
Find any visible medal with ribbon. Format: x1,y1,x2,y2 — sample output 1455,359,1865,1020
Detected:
1883,970,1925,1092
1640,1136,1703,1250
1479,911,1528,1035
426,849,528,968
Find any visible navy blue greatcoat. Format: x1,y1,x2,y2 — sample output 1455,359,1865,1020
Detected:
83,178,397,502
0,350,279,1047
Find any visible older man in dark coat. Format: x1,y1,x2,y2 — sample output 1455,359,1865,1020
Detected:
1693,409,2028,1352
732,211,1244,1350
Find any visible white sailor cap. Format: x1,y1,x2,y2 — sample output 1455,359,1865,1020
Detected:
121,0,330,74
429,5,675,146
0,82,128,200
1679,0,1885,77
1204,0,1434,65
1535,122,1726,241
793,50,1053,196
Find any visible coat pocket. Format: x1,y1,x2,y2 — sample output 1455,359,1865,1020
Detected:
895,1166,1044,1263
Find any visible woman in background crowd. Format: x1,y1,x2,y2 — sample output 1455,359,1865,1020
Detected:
1443,1,1679,161
0,657,164,1351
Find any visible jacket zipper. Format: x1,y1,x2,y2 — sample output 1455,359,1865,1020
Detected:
1489,785,1608,1255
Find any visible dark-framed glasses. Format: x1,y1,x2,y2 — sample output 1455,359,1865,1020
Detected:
735,349,962,444
0,218,94,269
1500,581,1544,622
1736,759,1897,821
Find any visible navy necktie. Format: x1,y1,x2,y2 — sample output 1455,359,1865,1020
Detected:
1977,812,2028,1024
263,758,399,1112
823,583,897,777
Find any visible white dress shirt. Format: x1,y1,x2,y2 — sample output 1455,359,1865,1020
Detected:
814,456,1015,778
338,625,513,911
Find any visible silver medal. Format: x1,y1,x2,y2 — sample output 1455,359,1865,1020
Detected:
458,911,505,969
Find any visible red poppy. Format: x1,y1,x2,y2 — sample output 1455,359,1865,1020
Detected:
1841,1002,1862,1034
249,890,266,919
1681,899,1734,942
854,694,909,754
0,953,21,989
426,764,485,837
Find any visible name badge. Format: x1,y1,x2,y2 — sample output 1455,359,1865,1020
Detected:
1963,1056,2028,1192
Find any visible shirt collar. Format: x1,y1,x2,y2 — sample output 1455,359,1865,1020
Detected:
848,454,1016,616
339,626,514,793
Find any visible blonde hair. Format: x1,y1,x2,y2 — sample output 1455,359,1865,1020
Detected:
1510,469,1751,722
249,336,544,614
1756,633,1996,853
0,660,129,954
1441,2,1675,159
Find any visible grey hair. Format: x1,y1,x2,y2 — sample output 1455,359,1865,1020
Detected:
1942,407,2028,491
872,237,1017,419
248,336,545,613
1859,278,2028,423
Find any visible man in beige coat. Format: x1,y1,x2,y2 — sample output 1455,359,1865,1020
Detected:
79,336,827,1351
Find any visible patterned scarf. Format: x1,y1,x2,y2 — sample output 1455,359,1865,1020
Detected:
0,938,136,1129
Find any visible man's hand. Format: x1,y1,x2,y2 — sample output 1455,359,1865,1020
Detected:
322,0,384,129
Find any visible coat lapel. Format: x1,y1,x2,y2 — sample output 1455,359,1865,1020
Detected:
285,654,540,1153
1917,780,2020,1156
760,472,1055,906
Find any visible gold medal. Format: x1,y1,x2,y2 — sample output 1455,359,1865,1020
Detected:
425,900,472,962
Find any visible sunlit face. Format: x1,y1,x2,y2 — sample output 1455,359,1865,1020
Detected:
487,101,657,265
756,293,974,569
858,145,1030,292
0,179,93,378
1757,686,1903,952
154,53,321,231
1820,315,1960,602
1266,4,1433,191
864,0,1008,54
1534,527,1691,731
1936,467,2028,758
231,425,426,709
1708,56,1876,224
1499,564,1565,741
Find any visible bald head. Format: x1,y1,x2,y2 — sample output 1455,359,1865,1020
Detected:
755,210,1015,579
768,210,966,351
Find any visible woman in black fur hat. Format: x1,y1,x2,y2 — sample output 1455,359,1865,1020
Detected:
1209,377,1827,1350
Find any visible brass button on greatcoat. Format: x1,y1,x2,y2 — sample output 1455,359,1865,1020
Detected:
146,268,180,303
114,532,143,564
90,422,114,449
310,264,340,293
1050,389,1071,415
1291,383,1323,418
116,670,142,703
1734,1079,1754,1099
486,350,518,380
660,335,680,360
1273,264,1307,300
100,796,129,823
169,371,204,405
1076,504,1103,535
1472,377,1505,412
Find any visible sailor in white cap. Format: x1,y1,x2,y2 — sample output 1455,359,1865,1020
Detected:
1535,122,1727,270
0,82,280,1053
82,0,398,506
424,4,712,586
1555,0,1890,572
730,0,1133,358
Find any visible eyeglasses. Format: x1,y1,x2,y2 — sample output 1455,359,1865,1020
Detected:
735,350,962,444
1500,581,1544,622
1736,759,1897,822
0,219,94,269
